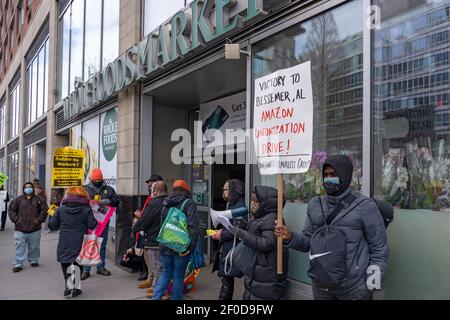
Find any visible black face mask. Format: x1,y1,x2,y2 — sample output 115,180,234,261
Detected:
93,181,103,188
323,182,343,196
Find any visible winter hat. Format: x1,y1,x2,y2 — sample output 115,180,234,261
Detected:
173,180,191,193
91,168,104,181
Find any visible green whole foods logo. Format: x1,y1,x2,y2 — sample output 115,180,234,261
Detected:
102,109,118,161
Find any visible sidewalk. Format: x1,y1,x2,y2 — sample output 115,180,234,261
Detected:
0,221,244,300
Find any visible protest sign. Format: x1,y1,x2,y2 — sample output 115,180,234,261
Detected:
90,201,116,237
52,147,85,187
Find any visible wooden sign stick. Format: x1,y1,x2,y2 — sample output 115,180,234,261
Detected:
277,174,284,275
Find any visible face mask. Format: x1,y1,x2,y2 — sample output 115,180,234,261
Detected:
323,177,343,196
24,188,34,196
93,181,103,188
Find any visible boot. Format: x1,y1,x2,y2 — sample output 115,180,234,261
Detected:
97,268,112,276
138,279,152,289
218,277,234,300
146,288,154,299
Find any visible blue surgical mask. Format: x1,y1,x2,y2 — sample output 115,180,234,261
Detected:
324,177,341,185
24,188,34,195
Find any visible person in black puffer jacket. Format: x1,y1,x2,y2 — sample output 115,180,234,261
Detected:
49,186,97,298
224,186,289,300
211,179,247,300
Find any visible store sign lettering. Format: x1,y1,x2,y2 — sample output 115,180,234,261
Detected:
63,0,264,120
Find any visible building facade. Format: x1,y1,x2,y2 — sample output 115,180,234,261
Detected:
0,0,450,299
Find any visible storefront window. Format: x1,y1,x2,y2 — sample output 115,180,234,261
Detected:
252,0,363,284
24,145,36,183
58,0,120,100
8,152,18,198
373,0,450,299
10,81,20,139
0,103,5,147
143,0,186,37
27,38,49,125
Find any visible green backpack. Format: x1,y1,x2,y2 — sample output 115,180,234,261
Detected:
157,199,191,254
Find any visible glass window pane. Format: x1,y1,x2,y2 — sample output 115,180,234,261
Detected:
32,58,38,122
102,0,120,67
84,0,102,79
373,0,450,299
70,0,85,92
144,0,185,37
60,7,71,99
252,0,363,284
37,47,45,118
44,39,49,112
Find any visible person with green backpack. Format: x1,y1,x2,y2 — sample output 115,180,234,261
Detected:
152,180,199,300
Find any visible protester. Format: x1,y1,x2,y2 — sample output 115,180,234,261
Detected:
8,182,48,273
275,155,389,300
135,174,164,283
219,186,289,300
212,179,247,300
152,180,199,300
0,185,9,231
134,181,168,298
49,187,97,297
81,169,120,280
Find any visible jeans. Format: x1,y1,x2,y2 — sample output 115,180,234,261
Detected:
83,223,109,273
152,254,190,300
13,230,41,268
312,282,373,300
149,248,163,288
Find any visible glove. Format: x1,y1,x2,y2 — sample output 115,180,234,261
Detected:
218,216,245,239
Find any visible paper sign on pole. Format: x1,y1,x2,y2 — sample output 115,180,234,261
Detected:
0,190,7,212
52,147,85,187
253,61,314,175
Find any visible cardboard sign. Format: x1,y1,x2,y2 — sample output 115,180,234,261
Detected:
253,62,314,175
52,147,85,187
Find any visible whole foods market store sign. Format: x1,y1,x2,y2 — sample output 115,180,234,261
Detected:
63,0,264,120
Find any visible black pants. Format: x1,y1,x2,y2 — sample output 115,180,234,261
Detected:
312,282,373,300
1,210,7,229
61,263,82,289
219,276,235,300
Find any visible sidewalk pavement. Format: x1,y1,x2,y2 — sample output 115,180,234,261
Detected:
0,221,244,300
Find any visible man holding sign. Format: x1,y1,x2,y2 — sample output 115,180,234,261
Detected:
81,169,120,280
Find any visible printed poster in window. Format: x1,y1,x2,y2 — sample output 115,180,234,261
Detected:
81,116,100,184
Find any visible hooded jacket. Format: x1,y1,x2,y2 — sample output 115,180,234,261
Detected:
159,190,199,256
232,186,289,300
286,155,389,294
8,183,48,234
49,196,98,263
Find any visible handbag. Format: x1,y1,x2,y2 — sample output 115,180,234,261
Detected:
189,240,205,270
157,199,191,254
76,234,104,266
231,241,257,278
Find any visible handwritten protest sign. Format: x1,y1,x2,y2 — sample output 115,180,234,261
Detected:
52,147,85,187
253,61,313,175
90,201,116,237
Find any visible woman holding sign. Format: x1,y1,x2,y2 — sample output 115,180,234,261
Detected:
49,187,97,297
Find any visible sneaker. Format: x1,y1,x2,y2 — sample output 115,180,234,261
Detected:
96,268,112,276
138,279,152,289
64,289,72,297
13,267,23,273
31,263,39,268
72,289,82,298
81,272,90,281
